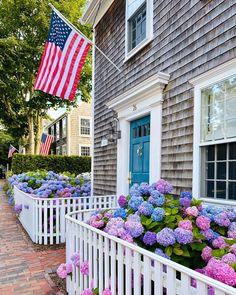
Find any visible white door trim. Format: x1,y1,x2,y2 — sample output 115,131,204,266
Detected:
107,72,170,196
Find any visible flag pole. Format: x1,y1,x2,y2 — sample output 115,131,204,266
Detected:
48,3,123,74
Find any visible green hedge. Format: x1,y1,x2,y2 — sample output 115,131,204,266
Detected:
12,154,91,175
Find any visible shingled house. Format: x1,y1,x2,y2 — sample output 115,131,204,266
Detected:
81,0,236,206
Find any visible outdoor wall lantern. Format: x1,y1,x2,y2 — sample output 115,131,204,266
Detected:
107,117,121,142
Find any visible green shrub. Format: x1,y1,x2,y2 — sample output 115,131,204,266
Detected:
12,154,91,175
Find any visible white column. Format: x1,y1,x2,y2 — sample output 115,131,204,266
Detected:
67,114,71,155
149,101,163,183
116,118,130,196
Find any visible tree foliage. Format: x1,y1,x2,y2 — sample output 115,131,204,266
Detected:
0,0,92,152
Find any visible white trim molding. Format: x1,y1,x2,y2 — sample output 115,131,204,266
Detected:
125,0,153,61
79,116,92,137
107,72,170,196
81,0,114,26
190,58,236,203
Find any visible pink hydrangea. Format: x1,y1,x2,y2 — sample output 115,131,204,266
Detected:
196,216,211,231
80,261,89,276
178,220,192,231
212,236,226,249
205,258,236,286
81,288,93,295
156,179,173,194
88,215,105,228
57,262,72,279
185,206,199,217
230,244,236,255
201,246,212,262
102,288,112,295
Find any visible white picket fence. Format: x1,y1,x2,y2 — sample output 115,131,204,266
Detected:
14,186,117,245
65,209,236,295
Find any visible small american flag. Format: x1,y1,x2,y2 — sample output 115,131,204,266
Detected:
34,11,91,101
40,133,54,155
8,145,17,158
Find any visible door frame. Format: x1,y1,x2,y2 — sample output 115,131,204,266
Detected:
107,72,170,196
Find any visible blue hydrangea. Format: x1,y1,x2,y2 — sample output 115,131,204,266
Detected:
156,228,176,247
180,191,193,200
174,228,193,244
138,182,150,195
114,208,127,219
154,248,170,260
143,231,157,245
128,196,144,211
179,197,191,207
151,208,165,222
138,201,154,216
148,190,165,206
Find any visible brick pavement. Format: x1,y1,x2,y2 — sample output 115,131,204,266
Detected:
0,181,66,295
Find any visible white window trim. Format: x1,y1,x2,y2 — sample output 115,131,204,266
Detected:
190,58,236,203
107,72,170,196
79,144,91,156
79,116,91,137
124,0,153,62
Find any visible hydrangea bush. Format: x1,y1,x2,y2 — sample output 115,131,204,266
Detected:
7,170,91,199
87,179,236,288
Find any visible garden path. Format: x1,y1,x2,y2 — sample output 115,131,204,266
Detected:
0,180,66,295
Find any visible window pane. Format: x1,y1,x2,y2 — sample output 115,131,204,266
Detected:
207,163,214,179
229,182,236,200
229,162,236,180
217,162,226,179
206,181,214,198
229,142,236,159
207,145,215,161
217,144,227,160
216,181,226,199
201,75,236,143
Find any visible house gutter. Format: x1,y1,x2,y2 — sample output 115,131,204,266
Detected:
80,0,114,26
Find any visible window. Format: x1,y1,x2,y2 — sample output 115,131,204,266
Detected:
80,117,91,136
62,144,67,155
56,123,60,140
62,117,67,138
192,65,236,202
80,145,91,156
126,0,153,59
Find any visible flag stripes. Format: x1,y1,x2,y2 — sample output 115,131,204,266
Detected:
40,133,54,156
8,145,17,158
34,11,91,101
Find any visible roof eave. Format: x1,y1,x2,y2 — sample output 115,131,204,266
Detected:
80,0,114,26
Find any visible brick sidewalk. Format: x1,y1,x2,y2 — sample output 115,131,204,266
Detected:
0,181,66,295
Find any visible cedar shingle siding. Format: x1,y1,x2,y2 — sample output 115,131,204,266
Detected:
93,0,236,195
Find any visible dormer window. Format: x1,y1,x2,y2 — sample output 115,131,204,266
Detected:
126,0,153,60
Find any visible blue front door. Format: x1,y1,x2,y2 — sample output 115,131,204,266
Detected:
130,116,150,186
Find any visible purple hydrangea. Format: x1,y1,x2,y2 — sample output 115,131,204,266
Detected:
212,236,226,249
214,212,231,227
148,190,165,206
154,248,170,260
138,202,154,216
156,179,173,194
14,204,22,214
118,195,127,208
179,197,191,207
222,253,236,265
228,222,236,238
200,229,214,241
128,196,144,211
71,252,80,267
180,191,193,200
143,231,157,246
125,219,144,238
114,208,127,219
156,228,176,247
174,228,193,245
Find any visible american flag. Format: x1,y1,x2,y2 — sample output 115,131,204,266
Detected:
40,133,54,155
34,11,91,101
8,145,17,158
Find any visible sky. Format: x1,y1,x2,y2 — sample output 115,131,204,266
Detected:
47,107,66,119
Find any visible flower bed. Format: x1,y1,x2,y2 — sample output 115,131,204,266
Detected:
9,171,116,245
63,180,236,294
